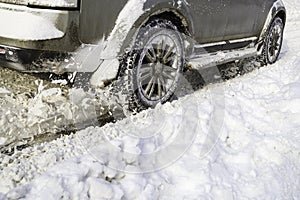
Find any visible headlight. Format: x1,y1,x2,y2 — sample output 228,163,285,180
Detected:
28,0,78,8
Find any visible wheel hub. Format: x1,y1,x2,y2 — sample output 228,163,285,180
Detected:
154,62,163,75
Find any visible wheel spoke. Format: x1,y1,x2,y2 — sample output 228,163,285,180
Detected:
162,71,175,80
160,38,166,59
159,75,167,93
163,64,177,72
146,50,156,63
140,64,152,73
145,76,155,96
157,42,162,59
140,72,152,82
157,77,162,98
148,77,156,98
150,45,158,60
162,45,175,63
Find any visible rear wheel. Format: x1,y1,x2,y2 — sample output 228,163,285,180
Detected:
263,17,284,64
119,19,184,111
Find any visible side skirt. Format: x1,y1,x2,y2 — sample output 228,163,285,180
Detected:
188,47,258,70
188,37,259,70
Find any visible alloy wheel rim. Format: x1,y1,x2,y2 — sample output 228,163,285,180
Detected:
267,23,283,63
137,33,181,102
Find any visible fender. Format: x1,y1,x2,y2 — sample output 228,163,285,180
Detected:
89,0,193,87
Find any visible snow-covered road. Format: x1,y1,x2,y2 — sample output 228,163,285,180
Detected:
1,0,300,199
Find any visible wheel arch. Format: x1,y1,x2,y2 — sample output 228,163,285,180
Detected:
119,2,194,56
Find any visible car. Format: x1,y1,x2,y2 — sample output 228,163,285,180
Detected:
0,0,286,111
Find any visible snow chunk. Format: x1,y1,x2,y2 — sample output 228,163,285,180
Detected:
0,87,10,97
87,178,114,199
0,137,7,145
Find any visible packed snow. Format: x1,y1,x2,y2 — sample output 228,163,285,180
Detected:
0,0,300,199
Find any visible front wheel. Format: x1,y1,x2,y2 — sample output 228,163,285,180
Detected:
119,19,185,111
263,17,284,64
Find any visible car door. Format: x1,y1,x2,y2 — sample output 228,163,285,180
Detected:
224,0,267,40
187,0,230,44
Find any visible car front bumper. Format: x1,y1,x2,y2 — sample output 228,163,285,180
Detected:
0,2,80,52
0,2,83,73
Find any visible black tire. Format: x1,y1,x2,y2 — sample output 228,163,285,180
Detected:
262,17,284,65
118,19,185,112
